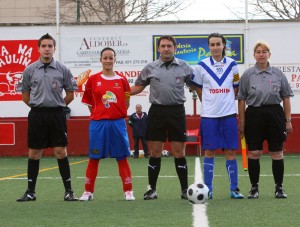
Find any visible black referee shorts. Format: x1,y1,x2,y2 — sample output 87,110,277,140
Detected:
28,107,68,149
146,104,186,142
245,105,286,151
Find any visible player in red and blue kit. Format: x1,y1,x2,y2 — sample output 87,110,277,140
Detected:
191,33,244,199
79,47,135,201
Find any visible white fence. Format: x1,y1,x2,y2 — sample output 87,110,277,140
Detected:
0,20,299,117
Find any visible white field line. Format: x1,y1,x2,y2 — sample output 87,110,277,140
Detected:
2,173,300,180
192,157,209,227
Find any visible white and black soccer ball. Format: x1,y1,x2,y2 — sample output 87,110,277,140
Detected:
162,150,169,157
187,183,209,204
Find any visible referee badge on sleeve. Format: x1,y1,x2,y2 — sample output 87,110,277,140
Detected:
176,77,182,84
273,85,280,92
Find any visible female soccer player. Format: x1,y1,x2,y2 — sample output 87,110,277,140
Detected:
191,33,244,199
79,47,135,201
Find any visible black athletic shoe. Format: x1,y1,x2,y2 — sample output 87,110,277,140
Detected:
248,186,259,199
143,187,158,200
16,191,36,202
181,189,188,200
275,186,287,199
64,190,78,201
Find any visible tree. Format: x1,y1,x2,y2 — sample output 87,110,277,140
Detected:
230,0,300,20
39,0,189,23
250,0,300,19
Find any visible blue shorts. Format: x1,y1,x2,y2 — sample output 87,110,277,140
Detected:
89,119,131,159
200,116,238,150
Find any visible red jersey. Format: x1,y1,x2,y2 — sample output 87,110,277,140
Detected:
82,72,130,120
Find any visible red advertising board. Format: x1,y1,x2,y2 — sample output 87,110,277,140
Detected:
0,40,39,101
0,123,15,145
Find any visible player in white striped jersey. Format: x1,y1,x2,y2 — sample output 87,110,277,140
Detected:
191,33,244,199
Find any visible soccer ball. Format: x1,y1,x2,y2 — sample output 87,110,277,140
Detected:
162,150,169,157
187,182,209,204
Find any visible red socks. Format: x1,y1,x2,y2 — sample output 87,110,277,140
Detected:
84,158,100,193
84,158,133,193
117,158,133,192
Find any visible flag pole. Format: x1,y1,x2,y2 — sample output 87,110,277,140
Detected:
245,0,249,68
56,0,60,61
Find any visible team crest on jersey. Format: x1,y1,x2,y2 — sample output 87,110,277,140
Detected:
216,67,223,75
101,91,117,108
97,82,101,86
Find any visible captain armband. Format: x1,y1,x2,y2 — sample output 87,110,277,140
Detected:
124,92,130,100
233,74,240,83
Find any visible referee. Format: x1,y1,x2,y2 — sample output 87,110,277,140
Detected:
130,35,193,200
237,41,293,199
16,33,78,202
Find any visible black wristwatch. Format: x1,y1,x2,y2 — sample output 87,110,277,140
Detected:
285,118,291,123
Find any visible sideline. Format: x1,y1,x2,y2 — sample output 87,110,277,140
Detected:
193,157,209,227
0,159,88,181
4,173,300,181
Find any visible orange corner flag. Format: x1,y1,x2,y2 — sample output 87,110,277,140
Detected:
241,137,248,171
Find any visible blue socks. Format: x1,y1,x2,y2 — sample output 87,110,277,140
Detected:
226,159,238,191
204,158,239,193
203,157,215,192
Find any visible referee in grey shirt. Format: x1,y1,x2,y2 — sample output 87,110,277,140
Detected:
16,33,78,202
237,41,293,199
130,35,193,200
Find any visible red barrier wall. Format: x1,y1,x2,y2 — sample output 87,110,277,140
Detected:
0,115,299,156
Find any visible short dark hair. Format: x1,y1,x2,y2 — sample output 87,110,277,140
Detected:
157,35,177,47
100,47,116,57
38,33,56,47
208,33,226,57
